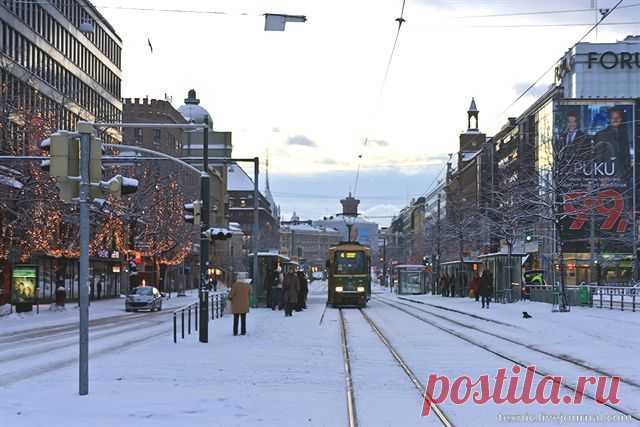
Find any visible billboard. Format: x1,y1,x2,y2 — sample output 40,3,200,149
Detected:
555,101,635,253
11,265,38,304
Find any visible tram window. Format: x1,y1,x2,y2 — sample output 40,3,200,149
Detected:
335,251,366,274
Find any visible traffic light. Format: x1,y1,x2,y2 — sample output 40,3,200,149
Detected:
203,227,232,241
89,133,104,198
39,131,80,202
102,175,139,199
183,201,202,225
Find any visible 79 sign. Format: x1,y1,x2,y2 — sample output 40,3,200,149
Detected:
563,189,627,233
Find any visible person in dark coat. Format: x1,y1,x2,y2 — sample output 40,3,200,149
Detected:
479,270,492,309
271,267,283,310
282,270,300,317
229,276,251,336
297,271,308,310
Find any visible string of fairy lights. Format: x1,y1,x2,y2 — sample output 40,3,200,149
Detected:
0,90,195,267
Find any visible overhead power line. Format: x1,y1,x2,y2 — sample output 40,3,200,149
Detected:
500,0,625,117
459,2,640,19
470,20,640,28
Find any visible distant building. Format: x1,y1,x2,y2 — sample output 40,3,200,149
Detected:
227,163,280,252
280,214,341,267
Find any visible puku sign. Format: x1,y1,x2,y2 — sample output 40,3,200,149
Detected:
587,51,640,70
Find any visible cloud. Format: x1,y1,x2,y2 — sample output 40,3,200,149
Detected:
286,135,317,148
318,158,338,165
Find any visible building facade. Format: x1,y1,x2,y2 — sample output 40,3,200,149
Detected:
0,0,122,305
280,214,341,268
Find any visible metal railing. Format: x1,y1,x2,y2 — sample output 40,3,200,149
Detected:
173,292,227,343
579,285,638,312
173,302,199,343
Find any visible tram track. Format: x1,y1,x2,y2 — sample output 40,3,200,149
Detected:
357,308,454,427
374,296,640,422
381,296,640,389
338,309,358,427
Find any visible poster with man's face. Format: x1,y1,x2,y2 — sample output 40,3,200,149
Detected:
555,102,634,253
12,266,38,304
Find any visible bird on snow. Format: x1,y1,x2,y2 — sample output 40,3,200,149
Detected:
522,311,532,319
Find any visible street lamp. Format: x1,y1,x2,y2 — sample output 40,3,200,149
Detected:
264,14,307,31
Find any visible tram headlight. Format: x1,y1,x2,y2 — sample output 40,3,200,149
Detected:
357,286,365,292
335,286,344,292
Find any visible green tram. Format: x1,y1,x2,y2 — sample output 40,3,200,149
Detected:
326,242,371,307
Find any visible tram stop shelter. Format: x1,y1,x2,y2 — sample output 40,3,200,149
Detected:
249,252,290,307
478,252,526,302
392,265,428,295
440,258,482,297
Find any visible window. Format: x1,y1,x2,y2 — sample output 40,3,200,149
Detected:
134,128,142,143
152,128,161,145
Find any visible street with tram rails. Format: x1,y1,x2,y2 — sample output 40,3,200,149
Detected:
1,280,639,426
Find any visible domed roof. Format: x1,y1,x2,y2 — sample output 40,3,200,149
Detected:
178,89,212,126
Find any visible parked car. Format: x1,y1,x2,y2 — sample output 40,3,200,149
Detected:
125,286,163,312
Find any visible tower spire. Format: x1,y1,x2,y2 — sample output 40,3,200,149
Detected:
265,149,271,191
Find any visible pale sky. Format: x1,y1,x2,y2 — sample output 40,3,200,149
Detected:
97,0,640,225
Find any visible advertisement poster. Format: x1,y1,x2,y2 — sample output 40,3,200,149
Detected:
12,265,38,304
555,102,635,253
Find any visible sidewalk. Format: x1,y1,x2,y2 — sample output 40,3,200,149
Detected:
0,283,345,427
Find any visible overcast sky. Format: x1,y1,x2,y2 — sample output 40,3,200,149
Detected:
97,0,640,225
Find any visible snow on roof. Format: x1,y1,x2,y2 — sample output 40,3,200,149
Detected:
227,164,255,191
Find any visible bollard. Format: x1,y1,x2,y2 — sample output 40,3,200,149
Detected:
181,310,185,339
621,294,624,312
633,293,636,312
610,293,613,310
189,305,192,335
599,290,603,308
211,295,215,320
195,303,198,331
173,313,177,343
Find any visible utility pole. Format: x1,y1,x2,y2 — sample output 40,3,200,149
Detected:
436,193,441,295
382,236,387,287
77,124,91,396
252,158,260,307
199,119,210,343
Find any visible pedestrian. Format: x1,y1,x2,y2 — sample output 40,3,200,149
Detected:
212,276,218,292
469,273,481,302
97,279,102,300
229,274,251,336
297,271,308,310
282,269,300,317
271,267,283,310
480,269,492,309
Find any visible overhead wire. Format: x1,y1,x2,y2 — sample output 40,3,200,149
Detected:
459,2,640,19
353,0,407,197
499,0,626,117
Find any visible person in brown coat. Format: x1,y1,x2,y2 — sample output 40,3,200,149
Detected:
282,270,300,317
229,276,251,335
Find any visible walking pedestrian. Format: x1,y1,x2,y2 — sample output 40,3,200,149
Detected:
282,269,300,317
97,279,103,300
480,269,492,309
297,271,308,310
229,274,251,336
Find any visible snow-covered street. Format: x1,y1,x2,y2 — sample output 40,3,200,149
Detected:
1,282,639,426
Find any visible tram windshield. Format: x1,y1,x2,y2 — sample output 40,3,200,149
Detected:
335,251,367,275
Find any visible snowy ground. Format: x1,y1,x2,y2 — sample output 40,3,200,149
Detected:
0,282,638,426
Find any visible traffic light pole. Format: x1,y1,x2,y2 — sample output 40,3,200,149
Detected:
253,158,260,308
199,121,210,343
78,125,92,396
